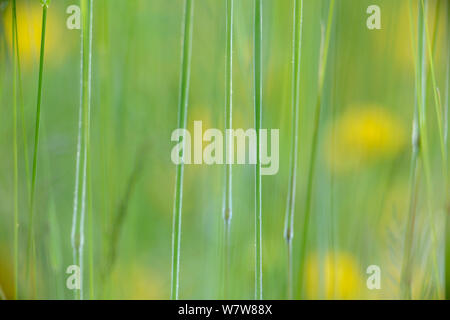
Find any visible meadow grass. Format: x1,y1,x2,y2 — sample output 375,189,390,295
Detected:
11,0,18,300
422,0,446,175
70,0,94,300
13,2,30,196
297,0,335,299
445,0,450,300
27,0,49,296
284,0,303,300
223,0,233,299
254,0,263,300
400,0,422,300
2,0,449,300
402,0,441,299
171,0,194,300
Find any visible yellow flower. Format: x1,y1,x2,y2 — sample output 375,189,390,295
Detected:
111,263,166,299
324,104,406,172
3,0,70,68
305,252,362,299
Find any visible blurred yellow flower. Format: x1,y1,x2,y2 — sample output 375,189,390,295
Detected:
324,105,406,172
305,252,362,300
3,0,69,68
111,263,166,299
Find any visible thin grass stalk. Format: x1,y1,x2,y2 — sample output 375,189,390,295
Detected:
328,6,340,298
284,0,303,301
71,0,93,300
171,0,194,300
421,0,446,177
85,0,94,299
80,0,93,300
445,0,450,300
223,0,233,299
11,0,19,300
406,0,441,298
400,106,420,299
254,0,263,300
27,0,49,295
400,0,422,300
13,5,31,195
418,0,441,298
87,153,94,299
70,25,84,300
297,0,335,299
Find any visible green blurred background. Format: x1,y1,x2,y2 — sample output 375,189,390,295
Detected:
0,0,448,299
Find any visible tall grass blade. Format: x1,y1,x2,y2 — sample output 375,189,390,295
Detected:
401,0,422,300
402,0,441,299
27,0,49,295
284,0,303,300
254,0,263,300
223,0,233,299
421,0,446,175
445,0,450,300
71,0,94,300
297,0,335,299
171,0,194,300
12,3,31,195
11,0,19,300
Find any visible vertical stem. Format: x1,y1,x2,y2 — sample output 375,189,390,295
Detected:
71,0,94,300
71,18,84,300
419,0,441,298
284,0,303,300
403,0,440,298
11,0,19,300
28,1,48,295
422,0,446,177
13,3,31,196
254,0,263,300
445,0,450,300
171,0,194,300
401,1,422,300
223,0,233,299
298,0,334,299
80,0,93,300
400,120,420,299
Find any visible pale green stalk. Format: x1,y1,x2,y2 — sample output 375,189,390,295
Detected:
401,0,422,300
403,0,441,298
171,0,194,300
445,0,450,300
223,0,233,299
422,0,446,177
11,0,19,300
284,0,303,300
254,0,263,300
71,0,94,300
418,0,441,298
298,0,334,299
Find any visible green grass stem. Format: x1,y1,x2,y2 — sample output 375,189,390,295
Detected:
254,0,263,300
445,0,450,300
402,0,441,299
27,0,49,296
284,0,303,300
223,0,233,299
171,0,194,300
11,0,19,300
71,0,94,300
297,0,335,299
